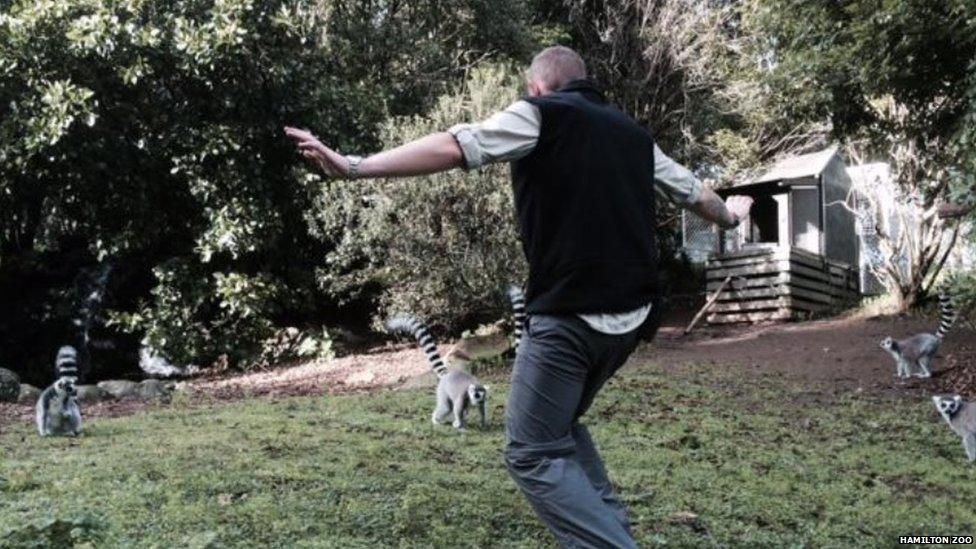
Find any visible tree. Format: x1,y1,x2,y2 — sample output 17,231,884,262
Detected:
0,0,531,381
846,147,963,309
307,65,528,331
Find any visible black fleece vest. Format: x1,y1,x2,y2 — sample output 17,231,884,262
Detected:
512,80,659,315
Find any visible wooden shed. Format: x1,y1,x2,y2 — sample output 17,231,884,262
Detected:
682,147,861,323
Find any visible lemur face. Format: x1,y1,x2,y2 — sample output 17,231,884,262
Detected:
933,395,962,419
468,385,487,404
880,337,895,350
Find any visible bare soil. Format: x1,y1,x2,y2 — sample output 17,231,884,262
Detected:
3,313,973,432
647,314,976,394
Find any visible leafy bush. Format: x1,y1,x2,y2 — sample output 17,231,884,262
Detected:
109,260,282,367
308,65,528,331
0,0,531,375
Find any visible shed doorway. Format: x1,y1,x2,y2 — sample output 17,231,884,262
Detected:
791,186,821,254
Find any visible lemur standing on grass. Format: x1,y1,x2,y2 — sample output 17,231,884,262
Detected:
880,291,958,379
35,263,112,437
387,315,489,430
933,395,976,462
36,346,83,437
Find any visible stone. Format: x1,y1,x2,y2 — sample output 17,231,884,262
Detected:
97,379,141,399
75,385,111,402
0,368,20,403
17,383,40,404
138,379,172,400
332,327,368,347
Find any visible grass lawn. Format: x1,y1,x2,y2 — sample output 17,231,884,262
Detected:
2,358,975,548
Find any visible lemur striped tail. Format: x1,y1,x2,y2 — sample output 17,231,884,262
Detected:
387,315,449,378
935,291,957,339
508,285,527,352
55,346,80,379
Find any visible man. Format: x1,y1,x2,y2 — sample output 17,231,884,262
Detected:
286,46,752,548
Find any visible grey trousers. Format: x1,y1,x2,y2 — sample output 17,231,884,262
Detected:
504,314,642,549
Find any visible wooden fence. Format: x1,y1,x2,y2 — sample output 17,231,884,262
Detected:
705,247,860,324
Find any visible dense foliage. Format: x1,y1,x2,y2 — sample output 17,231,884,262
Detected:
307,65,527,330
0,0,530,381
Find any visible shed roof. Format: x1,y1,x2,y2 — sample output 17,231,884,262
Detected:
748,146,839,185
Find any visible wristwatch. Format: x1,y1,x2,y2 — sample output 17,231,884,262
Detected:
345,155,363,180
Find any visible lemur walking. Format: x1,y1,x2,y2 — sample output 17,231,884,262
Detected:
880,291,957,379
388,315,489,430
36,346,83,437
933,395,976,462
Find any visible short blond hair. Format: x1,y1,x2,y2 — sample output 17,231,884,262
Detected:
528,46,586,90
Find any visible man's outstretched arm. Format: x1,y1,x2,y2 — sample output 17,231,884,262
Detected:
284,127,463,179
689,188,752,230
652,145,752,229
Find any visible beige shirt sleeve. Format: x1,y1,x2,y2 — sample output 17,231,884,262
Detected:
652,144,703,206
448,100,540,169
447,100,702,206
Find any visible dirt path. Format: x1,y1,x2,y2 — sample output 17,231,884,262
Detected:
3,315,973,431
645,314,975,394
190,345,437,399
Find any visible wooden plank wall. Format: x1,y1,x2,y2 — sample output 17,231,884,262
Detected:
705,247,860,324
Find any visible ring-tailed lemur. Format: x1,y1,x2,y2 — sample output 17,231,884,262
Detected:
508,285,527,353
933,395,976,462
36,346,83,437
387,315,488,430
880,291,957,378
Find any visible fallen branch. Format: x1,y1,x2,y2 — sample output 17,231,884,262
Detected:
937,202,974,219
684,276,733,335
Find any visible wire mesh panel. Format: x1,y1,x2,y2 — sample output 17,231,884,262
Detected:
682,211,719,262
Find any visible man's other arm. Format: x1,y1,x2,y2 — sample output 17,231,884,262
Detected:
652,145,752,229
689,188,751,229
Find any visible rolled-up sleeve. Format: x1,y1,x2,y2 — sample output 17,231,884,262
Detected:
448,100,540,170
653,144,703,207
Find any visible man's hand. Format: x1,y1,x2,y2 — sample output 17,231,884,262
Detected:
687,188,754,230
724,195,753,226
283,126,350,178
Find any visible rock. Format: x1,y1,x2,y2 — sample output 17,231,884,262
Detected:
0,368,20,403
667,511,700,525
75,385,111,402
139,346,196,377
332,327,368,347
97,379,141,399
138,379,173,400
17,383,40,404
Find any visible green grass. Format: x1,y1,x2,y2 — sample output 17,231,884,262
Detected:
2,360,975,548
